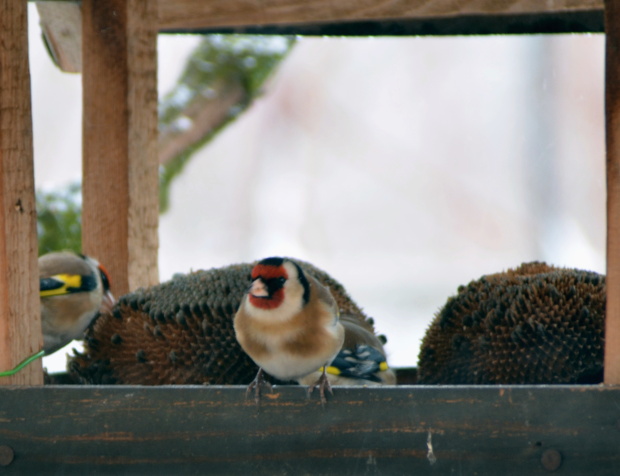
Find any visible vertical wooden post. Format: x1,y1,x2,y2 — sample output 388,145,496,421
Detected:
82,0,159,297
0,0,43,385
606,0,620,385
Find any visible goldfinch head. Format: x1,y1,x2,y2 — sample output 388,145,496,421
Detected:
245,257,310,318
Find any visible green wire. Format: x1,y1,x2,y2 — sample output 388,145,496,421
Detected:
0,349,45,377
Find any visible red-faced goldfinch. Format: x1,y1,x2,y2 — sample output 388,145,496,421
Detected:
39,251,115,355
234,257,345,403
297,313,396,387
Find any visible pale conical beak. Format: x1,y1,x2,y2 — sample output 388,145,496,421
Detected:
249,279,269,298
100,290,116,315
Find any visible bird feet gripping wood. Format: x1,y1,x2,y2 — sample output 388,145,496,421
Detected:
307,367,333,405
246,368,273,404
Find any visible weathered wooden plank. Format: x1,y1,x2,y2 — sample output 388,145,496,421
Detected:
186,11,604,36
0,386,617,474
81,0,159,296
36,2,82,73
0,0,43,385
605,0,620,385
157,0,604,32
33,0,605,76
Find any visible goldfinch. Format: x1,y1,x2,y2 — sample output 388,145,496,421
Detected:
234,257,345,403
39,251,115,355
297,314,396,387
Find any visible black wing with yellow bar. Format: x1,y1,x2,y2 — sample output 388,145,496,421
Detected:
40,274,97,298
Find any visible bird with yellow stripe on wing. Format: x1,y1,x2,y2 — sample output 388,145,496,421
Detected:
39,251,115,355
234,257,395,404
298,313,396,387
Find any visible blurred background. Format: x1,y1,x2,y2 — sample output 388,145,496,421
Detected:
29,5,606,372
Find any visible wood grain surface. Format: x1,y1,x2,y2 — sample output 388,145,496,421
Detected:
81,0,159,297
32,0,606,75
0,0,43,385
157,0,604,31
605,0,620,385
0,385,617,474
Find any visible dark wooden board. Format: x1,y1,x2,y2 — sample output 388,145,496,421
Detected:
161,10,604,36
0,385,617,474
157,0,604,35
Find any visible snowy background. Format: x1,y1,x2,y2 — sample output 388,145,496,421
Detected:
29,5,606,373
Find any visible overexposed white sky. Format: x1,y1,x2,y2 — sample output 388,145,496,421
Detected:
30,5,606,374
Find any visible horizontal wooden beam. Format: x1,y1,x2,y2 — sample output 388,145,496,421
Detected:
35,0,606,75
170,10,603,36
157,0,605,33
0,386,618,474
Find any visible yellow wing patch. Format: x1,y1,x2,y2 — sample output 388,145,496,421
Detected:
40,274,82,298
319,344,390,382
324,365,341,376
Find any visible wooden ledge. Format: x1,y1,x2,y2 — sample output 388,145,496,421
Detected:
161,10,604,36
156,0,605,32
37,0,605,73
0,385,617,474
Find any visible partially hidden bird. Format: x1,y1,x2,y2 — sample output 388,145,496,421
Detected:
297,313,396,388
39,251,115,355
234,257,395,403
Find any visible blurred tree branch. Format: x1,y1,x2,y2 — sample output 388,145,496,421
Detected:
157,35,295,212
37,35,295,253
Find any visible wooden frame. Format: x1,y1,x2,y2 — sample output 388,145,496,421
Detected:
605,0,620,385
157,0,605,30
156,0,605,34
1,0,619,473
1,386,618,474
37,0,606,73
81,0,160,297
0,0,43,385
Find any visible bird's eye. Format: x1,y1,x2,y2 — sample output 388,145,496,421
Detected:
278,277,286,286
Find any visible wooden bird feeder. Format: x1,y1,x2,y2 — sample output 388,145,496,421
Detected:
0,0,619,473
